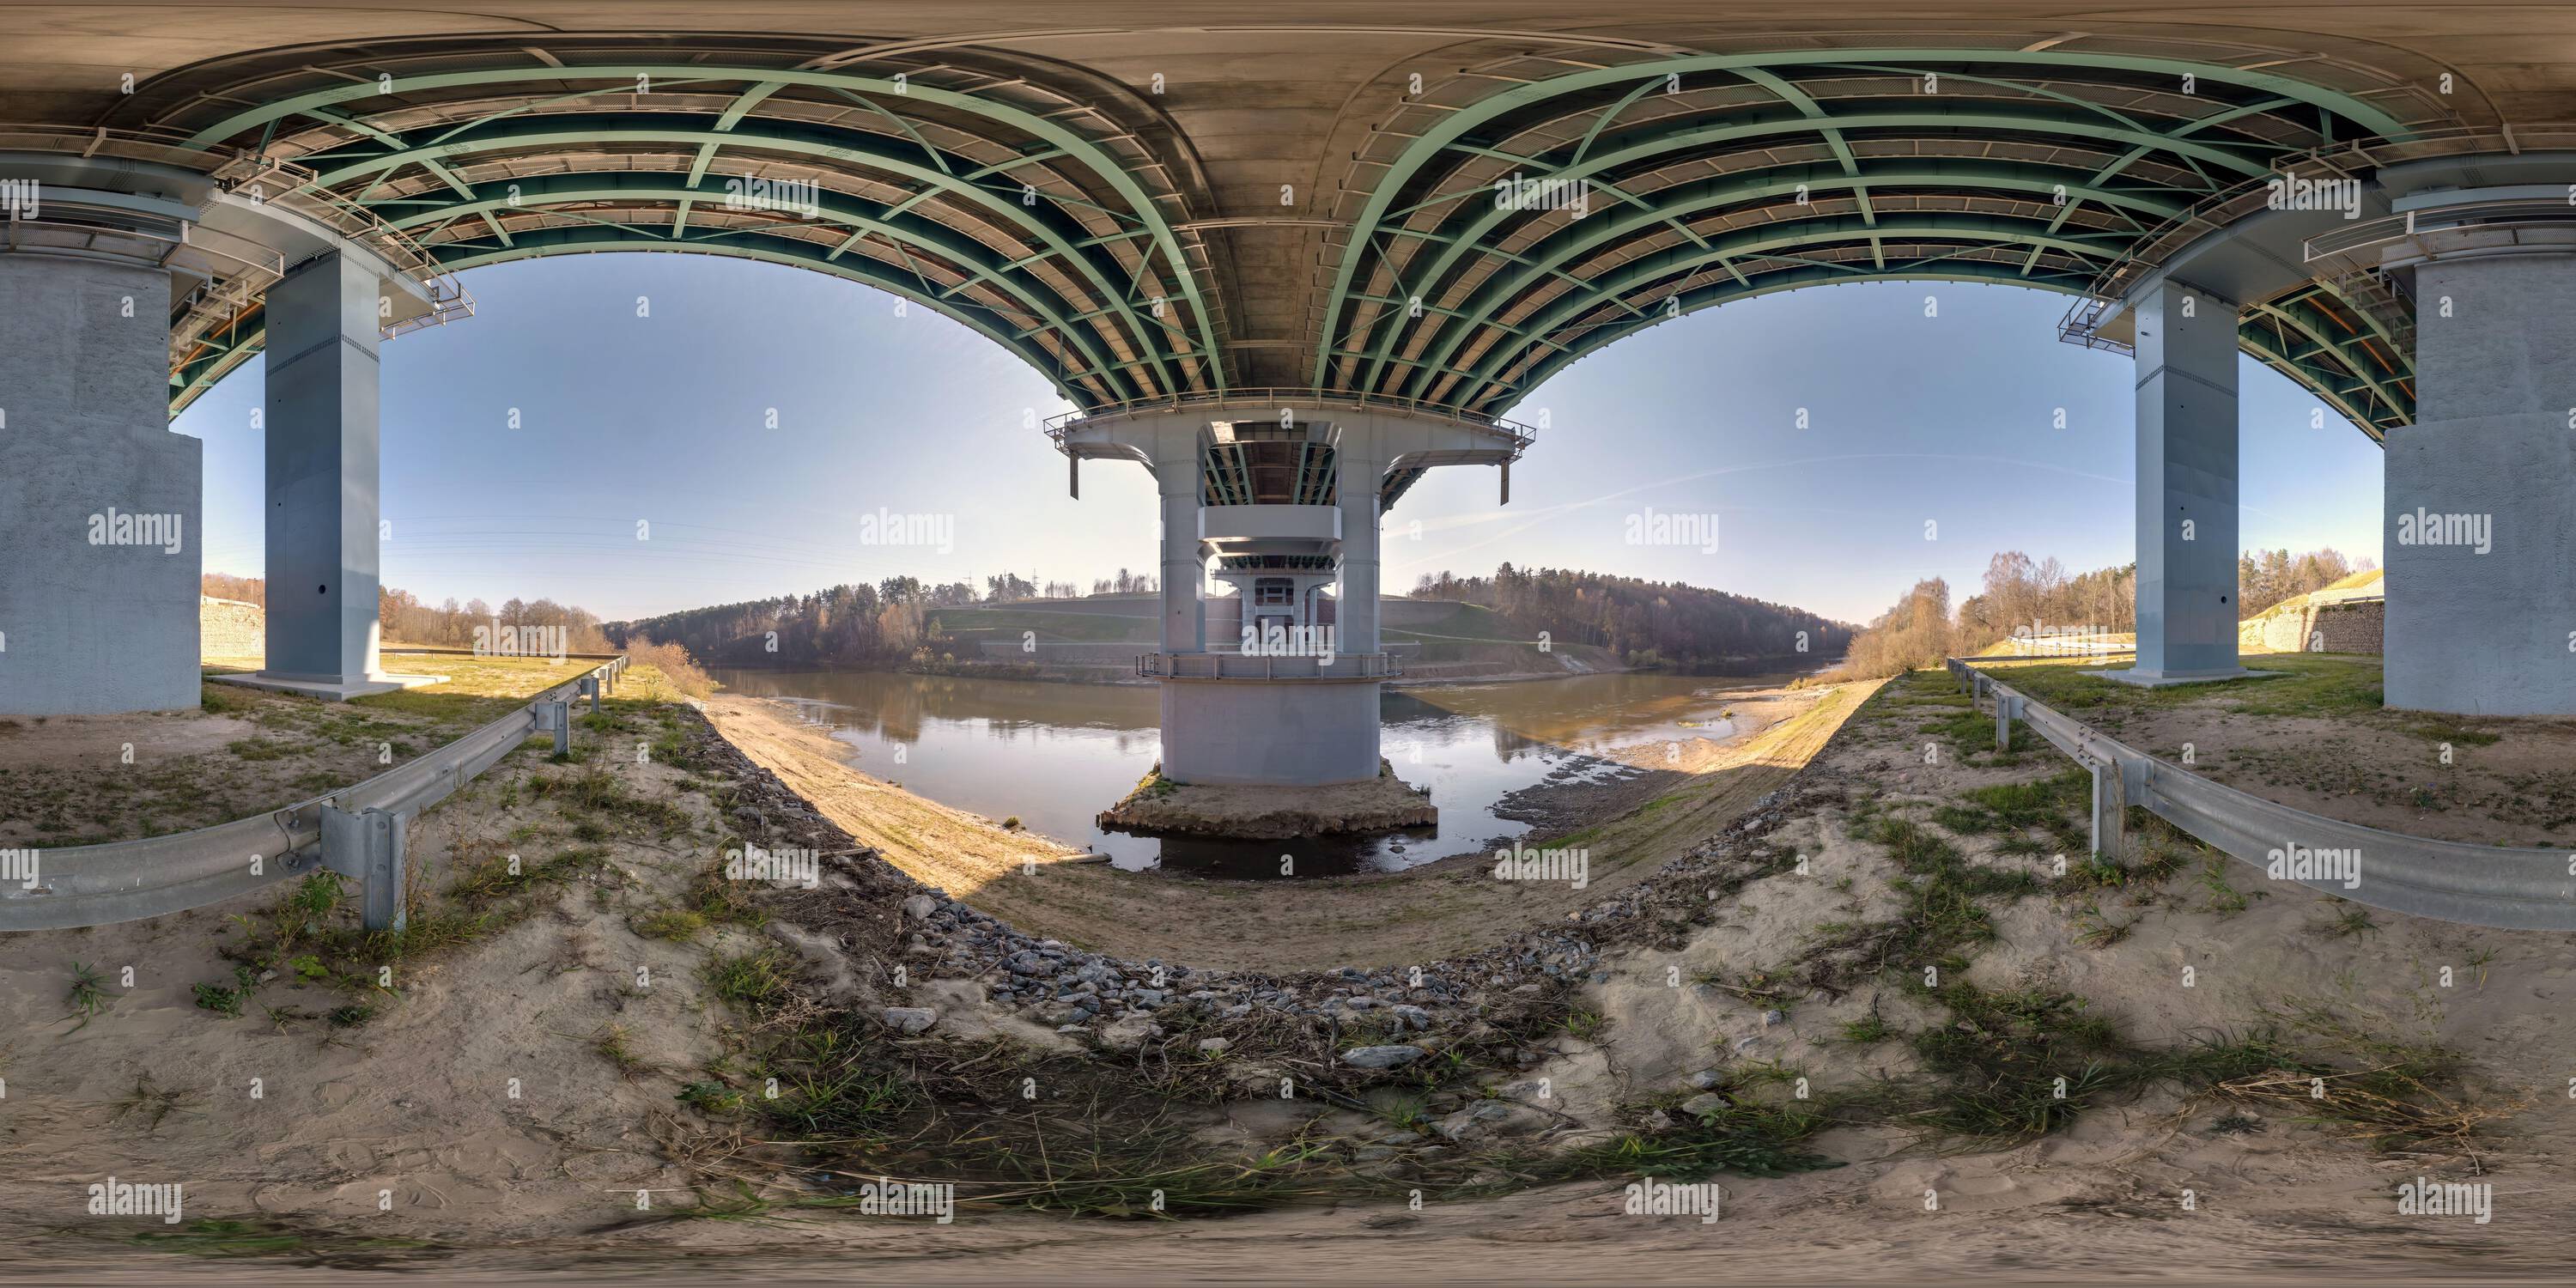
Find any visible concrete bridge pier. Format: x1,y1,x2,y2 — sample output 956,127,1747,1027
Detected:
239,250,439,700
2112,274,2251,687
1057,404,1521,787
0,252,204,714
2381,197,2576,715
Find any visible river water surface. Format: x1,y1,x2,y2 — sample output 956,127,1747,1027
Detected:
710,668,1802,878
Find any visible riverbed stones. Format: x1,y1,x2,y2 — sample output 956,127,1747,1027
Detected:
880,1006,939,1036
1340,1044,1427,1070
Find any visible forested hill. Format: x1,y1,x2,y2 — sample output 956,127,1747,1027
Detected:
1407,565,1851,668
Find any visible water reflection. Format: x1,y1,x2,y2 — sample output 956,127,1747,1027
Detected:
710,668,1799,878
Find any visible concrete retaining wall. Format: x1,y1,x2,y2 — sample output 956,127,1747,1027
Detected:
0,256,202,714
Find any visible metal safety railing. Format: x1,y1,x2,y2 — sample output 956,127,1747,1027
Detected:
2054,122,2576,354
1138,651,1400,680
1042,388,1540,457
1945,659,2576,932
0,654,631,935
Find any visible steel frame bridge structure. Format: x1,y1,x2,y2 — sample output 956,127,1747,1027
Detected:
4,3,2575,770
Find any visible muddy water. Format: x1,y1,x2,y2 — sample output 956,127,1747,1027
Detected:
708,668,1805,878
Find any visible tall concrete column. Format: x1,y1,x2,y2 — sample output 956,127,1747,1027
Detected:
2386,249,2576,714
2123,276,2246,683
257,251,393,696
0,254,202,714
1154,441,1205,652
1334,450,1383,653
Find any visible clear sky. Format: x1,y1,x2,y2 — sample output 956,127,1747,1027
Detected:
174,252,2385,626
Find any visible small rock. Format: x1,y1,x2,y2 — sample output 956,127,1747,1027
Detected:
1340,1044,1429,1070
1679,1092,1724,1118
1390,1005,1431,1030
880,1006,939,1036
1689,1068,1724,1090
901,895,938,921
1196,1037,1230,1054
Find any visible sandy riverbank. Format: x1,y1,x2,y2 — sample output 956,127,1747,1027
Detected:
703,681,1873,971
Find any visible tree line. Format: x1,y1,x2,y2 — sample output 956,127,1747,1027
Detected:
1828,546,2372,678
1409,564,1853,668
203,574,616,653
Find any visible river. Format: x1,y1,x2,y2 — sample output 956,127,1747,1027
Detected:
708,668,1809,878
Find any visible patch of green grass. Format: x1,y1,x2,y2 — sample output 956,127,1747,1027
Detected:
704,947,796,1011
677,1080,749,1115
191,965,259,1018
66,961,110,1030
595,1023,647,1079
634,907,709,941
2309,906,2380,939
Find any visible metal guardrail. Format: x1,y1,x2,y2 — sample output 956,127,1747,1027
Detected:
1138,651,1400,679
1944,659,2576,932
1042,388,1539,457
0,655,630,935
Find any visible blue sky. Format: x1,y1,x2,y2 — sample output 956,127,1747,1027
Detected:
175,253,2384,625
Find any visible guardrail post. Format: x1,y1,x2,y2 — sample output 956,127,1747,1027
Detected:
2090,756,2126,861
537,699,570,756
323,805,407,933
580,675,600,714
1996,693,2015,751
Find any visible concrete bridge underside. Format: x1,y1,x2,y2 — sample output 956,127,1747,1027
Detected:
3,3,2575,726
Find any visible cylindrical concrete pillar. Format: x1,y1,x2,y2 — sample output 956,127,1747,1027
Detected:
0,253,202,714
1155,444,1204,652
2386,247,2576,714
1335,452,1383,653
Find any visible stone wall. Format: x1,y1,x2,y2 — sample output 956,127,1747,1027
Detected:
2243,597,2384,655
201,596,264,660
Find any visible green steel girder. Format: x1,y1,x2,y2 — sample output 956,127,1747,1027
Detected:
1445,212,2124,406
376,170,1138,404
2245,294,2411,432
176,59,1226,397
1320,46,2411,415
291,114,1188,400
1370,159,2184,398
1353,105,2282,402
